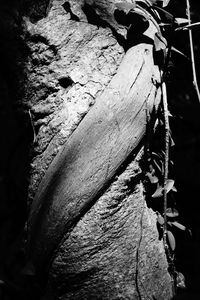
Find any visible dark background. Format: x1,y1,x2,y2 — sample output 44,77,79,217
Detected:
0,0,200,299
167,1,200,298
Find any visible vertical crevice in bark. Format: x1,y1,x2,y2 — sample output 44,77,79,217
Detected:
135,201,145,300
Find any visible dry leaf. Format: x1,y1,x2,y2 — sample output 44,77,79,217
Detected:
175,18,189,25
162,0,171,7
165,179,174,193
152,179,174,198
171,221,186,230
176,272,186,289
152,184,163,198
171,47,189,60
166,207,179,217
157,213,164,225
146,172,159,183
167,230,176,251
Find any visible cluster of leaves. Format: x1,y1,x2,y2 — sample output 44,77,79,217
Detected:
144,116,190,290
115,0,199,52
115,0,200,100
115,0,200,294
146,149,191,243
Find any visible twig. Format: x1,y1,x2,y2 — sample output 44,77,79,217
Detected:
162,81,170,248
186,0,200,103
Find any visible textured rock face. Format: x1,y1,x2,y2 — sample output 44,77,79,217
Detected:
49,151,172,300
25,1,124,202
20,0,173,299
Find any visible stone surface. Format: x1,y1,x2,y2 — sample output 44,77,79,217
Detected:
24,3,124,202
48,150,172,300
24,2,124,202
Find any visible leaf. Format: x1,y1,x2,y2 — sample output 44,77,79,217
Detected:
159,22,172,27
177,22,200,31
152,179,175,198
152,159,162,173
151,152,164,174
167,230,176,251
157,213,164,225
154,32,167,51
160,150,165,157
167,110,173,117
171,185,177,192
170,221,192,236
151,184,163,198
153,119,159,131
166,207,179,217
175,17,189,25
162,0,171,7
146,171,159,183
169,130,175,146
152,151,162,159
115,2,136,14
152,6,174,22
170,221,186,230
171,47,190,60
170,136,175,147
176,272,186,289
165,179,174,193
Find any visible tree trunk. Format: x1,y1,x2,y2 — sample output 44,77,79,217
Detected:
1,0,173,299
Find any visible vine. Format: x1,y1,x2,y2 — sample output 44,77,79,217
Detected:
185,0,200,102
115,0,200,296
161,80,170,251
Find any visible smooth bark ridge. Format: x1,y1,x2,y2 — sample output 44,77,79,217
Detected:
23,0,173,299
48,154,172,300
28,42,161,273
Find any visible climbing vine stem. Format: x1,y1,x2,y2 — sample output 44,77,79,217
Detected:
186,0,200,103
161,80,170,248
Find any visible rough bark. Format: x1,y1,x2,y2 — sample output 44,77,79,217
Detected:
10,0,173,299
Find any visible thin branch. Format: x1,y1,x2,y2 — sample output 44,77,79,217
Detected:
162,81,170,248
186,0,200,103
